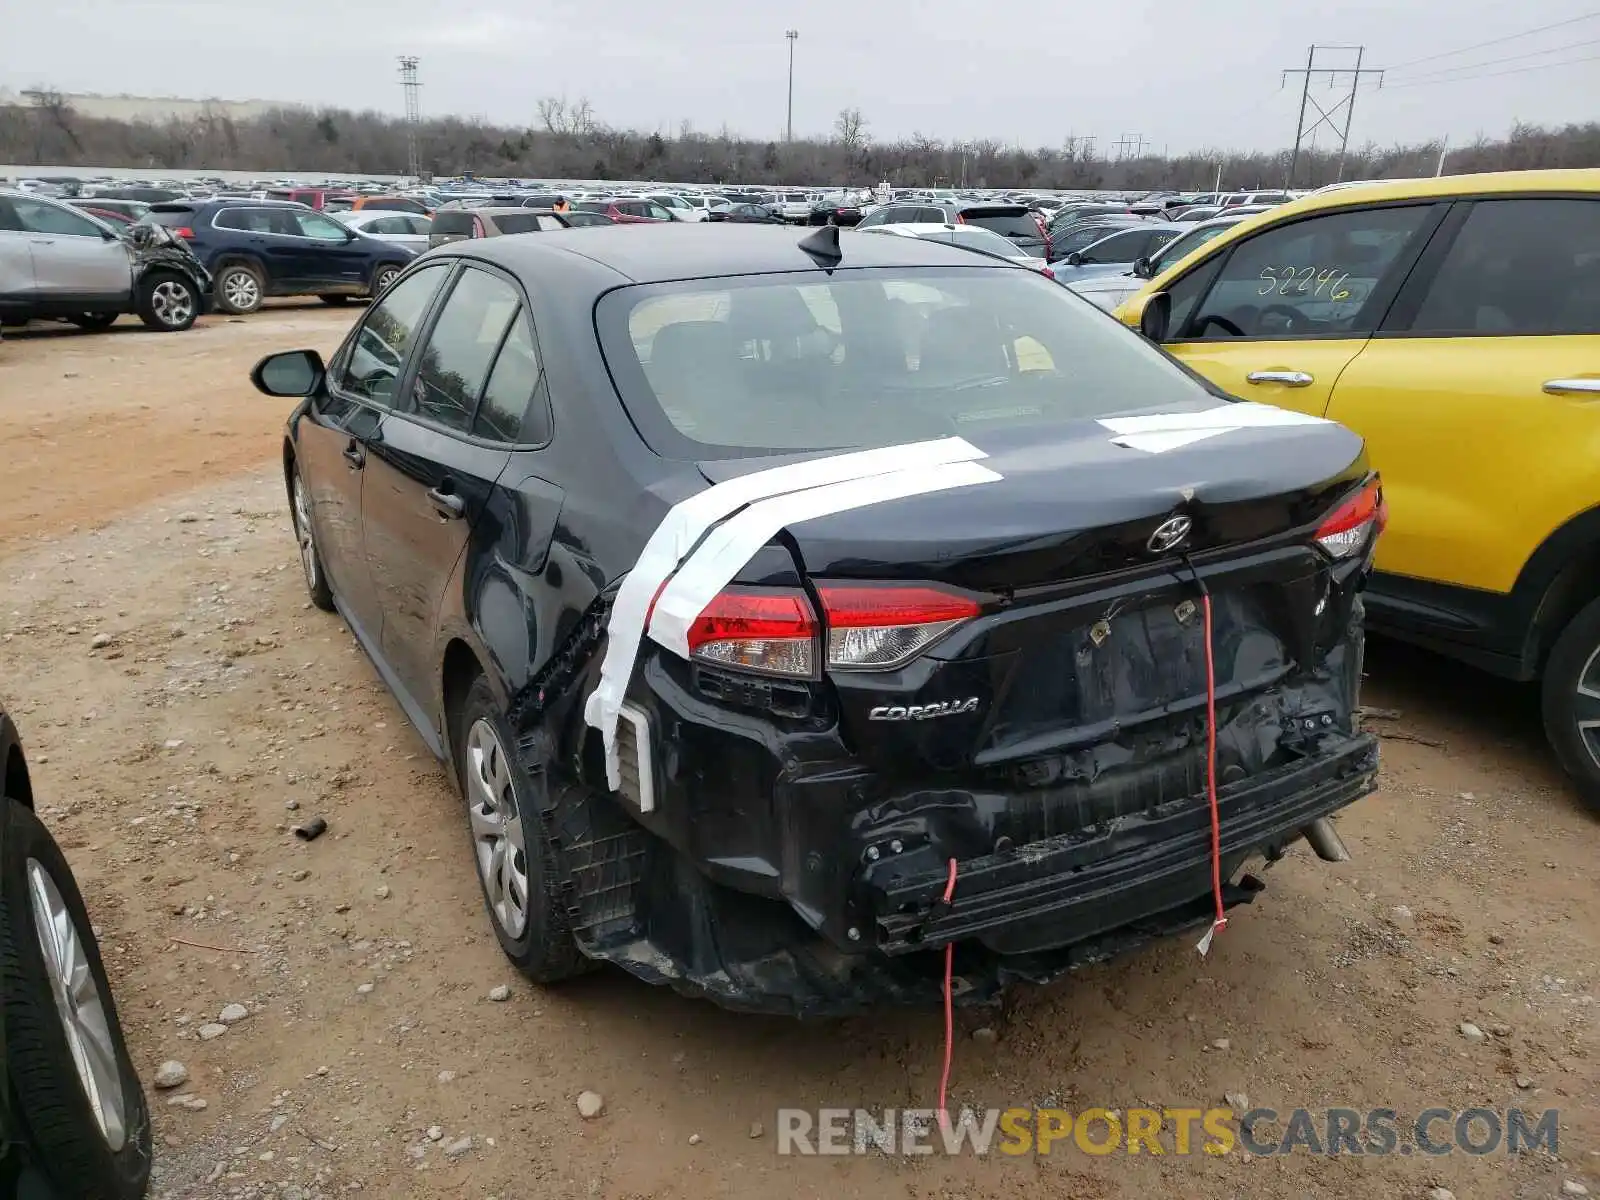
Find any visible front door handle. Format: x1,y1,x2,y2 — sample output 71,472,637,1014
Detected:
341,440,364,469
426,485,466,520
1544,378,1600,397
1246,370,1314,387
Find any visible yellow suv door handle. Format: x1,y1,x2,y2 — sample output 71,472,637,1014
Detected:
1246,370,1314,387
1544,378,1600,397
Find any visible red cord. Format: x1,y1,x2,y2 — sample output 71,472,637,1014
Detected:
1201,592,1228,948
937,857,958,1127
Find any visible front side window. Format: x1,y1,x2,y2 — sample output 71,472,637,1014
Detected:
597,267,1221,457
294,212,351,241
1153,223,1235,274
13,198,104,237
405,268,522,433
332,264,450,406
1404,198,1600,336
1181,204,1432,339
1059,224,1126,255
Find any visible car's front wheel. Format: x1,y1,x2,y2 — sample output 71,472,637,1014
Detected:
214,263,264,315
134,271,198,332
289,467,335,612
1542,597,1600,815
369,265,402,298
455,674,592,983
0,797,152,1200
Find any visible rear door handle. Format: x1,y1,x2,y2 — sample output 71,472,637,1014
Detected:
1544,378,1600,397
426,485,466,520
342,440,364,469
1246,370,1314,387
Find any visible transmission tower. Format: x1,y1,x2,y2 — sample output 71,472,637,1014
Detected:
1281,45,1384,187
1112,133,1146,162
397,56,422,181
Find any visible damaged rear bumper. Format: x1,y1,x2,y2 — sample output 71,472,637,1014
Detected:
566,729,1378,1016
871,732,1376,954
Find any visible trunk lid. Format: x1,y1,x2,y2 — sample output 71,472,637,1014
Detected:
697,413,1370,797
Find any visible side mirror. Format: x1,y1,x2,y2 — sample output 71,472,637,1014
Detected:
1065,251,1084,267
251,349,326,397
1132,256,1154,280
1119,291,1171,342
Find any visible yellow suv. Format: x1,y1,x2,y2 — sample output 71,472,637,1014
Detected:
1115,169,1600,809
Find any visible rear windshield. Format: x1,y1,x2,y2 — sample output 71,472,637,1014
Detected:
143,206,196,226
430,212,475,236
961,209,1040,239
489,213,548,234
595,267,1210,458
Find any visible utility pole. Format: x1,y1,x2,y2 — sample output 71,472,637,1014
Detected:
1112,133,1145,162
397,56,422,182
784,30,798,142
1281,44,1384,188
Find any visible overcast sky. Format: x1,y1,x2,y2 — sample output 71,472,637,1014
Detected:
4,0,1598,154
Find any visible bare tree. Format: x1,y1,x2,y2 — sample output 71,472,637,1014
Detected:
834,107,868,153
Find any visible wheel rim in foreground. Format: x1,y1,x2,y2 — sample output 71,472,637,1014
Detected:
1575,642,1600,769
223,271,259,309
27,859,129,1151
466,719,530,939
151,280,194,326
292,476,319,592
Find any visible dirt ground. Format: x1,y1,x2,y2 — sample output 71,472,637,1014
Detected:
0,306,1596,1200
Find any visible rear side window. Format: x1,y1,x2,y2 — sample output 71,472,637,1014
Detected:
405,268,522,433
1181,205,1432,339
475,313,548,443
332,264,450,406
1403,198,1600,336
216,207,294,234
488,213,547,234
962,210,1039,240
429,212,475,238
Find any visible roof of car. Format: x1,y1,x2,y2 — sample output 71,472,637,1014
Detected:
451,222,1015,285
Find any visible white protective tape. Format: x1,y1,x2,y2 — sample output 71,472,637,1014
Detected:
648,461,1004,659
583,437,990,788
1100,403,1328,454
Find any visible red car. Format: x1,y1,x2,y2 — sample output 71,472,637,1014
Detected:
571,198,673,224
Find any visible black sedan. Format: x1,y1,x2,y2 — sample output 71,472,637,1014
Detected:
0,703,151,1199
252,223,1384,1015
710,202,784,224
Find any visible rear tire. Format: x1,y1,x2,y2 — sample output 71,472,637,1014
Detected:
317,294,350,306
455,674,592,983
134,271,198,332
1541,596,1600,815
67,313,118,332
369,265,402,298
214,263,263,315
0,798,152,1200
289,466,335,613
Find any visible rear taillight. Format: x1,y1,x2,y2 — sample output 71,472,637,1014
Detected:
683,582,983,677
1039,265,1055,280
818,583,980,671
173,226,195,239
1315,478,1387,558
687,587,818,677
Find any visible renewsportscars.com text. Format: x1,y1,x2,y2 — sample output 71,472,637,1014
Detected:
776,1106,1560,1157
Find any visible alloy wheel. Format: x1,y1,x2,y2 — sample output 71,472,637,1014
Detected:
150,280,194,327
374,267,400,294
27,860,128,1151
1574,642,1600,770
292,476,319,592
465,719,530,939
223,271,259,311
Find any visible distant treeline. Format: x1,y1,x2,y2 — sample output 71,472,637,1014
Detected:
4,90,1599,189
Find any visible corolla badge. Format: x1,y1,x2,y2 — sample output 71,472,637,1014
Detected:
868,698,981,721
1146,514,1193,555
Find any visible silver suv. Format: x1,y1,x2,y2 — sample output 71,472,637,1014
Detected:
0,189,210,334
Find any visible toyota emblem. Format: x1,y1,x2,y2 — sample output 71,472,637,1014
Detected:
1146,515,1193,555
